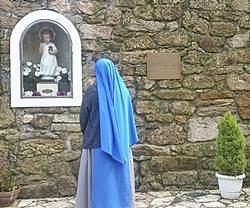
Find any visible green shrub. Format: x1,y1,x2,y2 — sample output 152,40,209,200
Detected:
0,161,18,192
215,112,247,176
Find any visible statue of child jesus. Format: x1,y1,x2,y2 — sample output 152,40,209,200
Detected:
39,27,58,80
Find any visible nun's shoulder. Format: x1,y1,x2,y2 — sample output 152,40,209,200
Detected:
84,84,97,96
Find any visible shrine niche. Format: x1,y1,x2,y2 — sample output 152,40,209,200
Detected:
11,10,82,107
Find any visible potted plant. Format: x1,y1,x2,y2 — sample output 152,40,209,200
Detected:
215,112,247,199
0,163,20,207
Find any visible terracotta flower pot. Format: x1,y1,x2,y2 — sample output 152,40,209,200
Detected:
0,187,20,207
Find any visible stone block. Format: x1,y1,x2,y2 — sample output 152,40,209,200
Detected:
153,89,195,100
147,123,186,145
188,117,219,142
79,24,112,39
169,101,195,115
32,114,52,129
51,124,81,132
211,22,236,37
162,171,198,185
237,91,250,119
53,114,79,123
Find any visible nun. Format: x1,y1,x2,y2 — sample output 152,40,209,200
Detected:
75,58,138,208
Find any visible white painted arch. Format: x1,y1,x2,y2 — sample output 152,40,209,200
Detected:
11,10,82,107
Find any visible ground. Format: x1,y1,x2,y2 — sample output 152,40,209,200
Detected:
9,189,250,208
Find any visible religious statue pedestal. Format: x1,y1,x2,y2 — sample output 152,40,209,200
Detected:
37,81,58,96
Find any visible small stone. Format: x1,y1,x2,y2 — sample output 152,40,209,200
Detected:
198,36,225,52
183,75,214,89
23,115,34,124
53,114,79,123
79,24,112,39
126,18,165,32
51,124,81,132
211,22,236,37
228,202,249,207
169,101,195,115
74,1,105,15
136,100,160,114
157,32,189,47
182,11,209,34
152,4,183,21
150,196,175,207
146,114,174,123
173,201,203,207
0,0,12,12
147,123,186,145
0,96,15,128
18,139,64,159
237,91,250,119
188,117,219,142
48,0,72,13
232,0,249,12
158,80,181,89
132,144,171,156
136,77,155,90
125,35,155,50
153,89,195,100
203,201,225,207
194,194,220,202
190,0,226,10
228,32,250,48
57,176,76,197
32,114,52,129
181,142,215,157
227,73,250,90
106,7,122,25
166,21,179,31
162,171,197,185
196,105,233,117
199,91,235,100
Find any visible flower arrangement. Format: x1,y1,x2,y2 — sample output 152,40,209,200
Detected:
54,66,71,93
22,61,72,96
22,61,42,92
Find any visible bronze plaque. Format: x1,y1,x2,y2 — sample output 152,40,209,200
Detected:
147,52,181,80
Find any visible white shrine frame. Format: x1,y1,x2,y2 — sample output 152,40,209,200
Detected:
11,10,82,107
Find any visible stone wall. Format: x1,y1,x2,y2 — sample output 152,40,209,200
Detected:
0,0,250,198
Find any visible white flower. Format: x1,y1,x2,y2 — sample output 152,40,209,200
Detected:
24,91,33,96
68,76,71,81
33,64,37,68
68,71,71,76
35,71,41,77
37,64,40,68
26,68,31,73
57,66,62,72
26,61,32,66
67,91,72,96
56,76,62,81
55,71,60,76
62,68,67,74
23,70,29,76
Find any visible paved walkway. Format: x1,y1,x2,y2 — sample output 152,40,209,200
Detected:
9,189,250,208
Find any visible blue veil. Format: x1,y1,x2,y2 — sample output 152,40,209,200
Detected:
94,58,138,164
91,58,138,208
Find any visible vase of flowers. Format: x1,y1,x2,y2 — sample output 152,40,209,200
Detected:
54,66,71,94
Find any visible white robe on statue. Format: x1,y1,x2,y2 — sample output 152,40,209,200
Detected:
40,42,58,77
